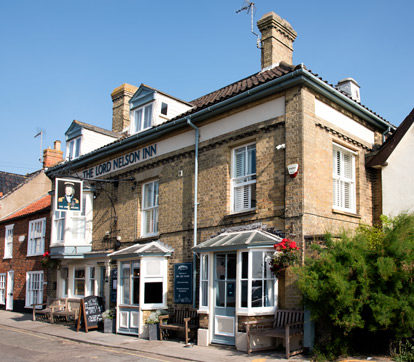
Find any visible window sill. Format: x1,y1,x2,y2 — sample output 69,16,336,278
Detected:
3,257,12,260
224,209,257,219
136,235,160,243
197,309,209,314
27,253,43,257
332,209,361,219
236,308,276,316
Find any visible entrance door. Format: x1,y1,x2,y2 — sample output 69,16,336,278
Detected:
6,271,14,311
117,261,140,335
212,253,236,345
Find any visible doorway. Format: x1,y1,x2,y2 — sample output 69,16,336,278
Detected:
6,270,14,311
212,253,236,345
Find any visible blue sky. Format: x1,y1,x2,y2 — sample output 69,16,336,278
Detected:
0,0,413,174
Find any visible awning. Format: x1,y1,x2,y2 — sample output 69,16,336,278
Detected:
193,229,282,252
108,241,174,259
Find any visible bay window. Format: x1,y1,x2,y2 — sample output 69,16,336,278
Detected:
141,257,167,308
333,144,356,213
120,261,140,305
141,180,159,236
27,218,46,256
200,254,209,309
231,143,256,213
54,211,65,242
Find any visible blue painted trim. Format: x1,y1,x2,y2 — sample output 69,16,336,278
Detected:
130,86,156,109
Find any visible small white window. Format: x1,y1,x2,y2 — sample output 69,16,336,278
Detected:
54,211,66,242
0,274,6,304
141,258,166,309
231,143,256,213
161,102,168,116
88,266,96,296
27,218,46,256
132,104,153,133
4,224,13,259
67,137,81,160
74,268,85,297
333,144,356,213
200,254,209,308
141,180,159,237
26,271,44,308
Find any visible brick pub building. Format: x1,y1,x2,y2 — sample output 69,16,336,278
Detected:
45,11,394,350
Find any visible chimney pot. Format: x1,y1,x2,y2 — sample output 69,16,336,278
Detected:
257,11,297,69
336,78,361,103
54,140,61,151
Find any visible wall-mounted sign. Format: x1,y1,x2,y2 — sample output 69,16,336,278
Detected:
55,178,83,211
174,262,193,304
82,144,157,179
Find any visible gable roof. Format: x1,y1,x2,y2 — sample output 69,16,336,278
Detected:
367,108,414,168
0,171,27,197
109,240,174,259
66,120,121,139
1,194,51,222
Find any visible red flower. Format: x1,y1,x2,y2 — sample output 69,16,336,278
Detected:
288,241,297,249
43,251,50,257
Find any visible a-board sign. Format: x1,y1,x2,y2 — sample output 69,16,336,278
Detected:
174,262,193,304
76,296,104,333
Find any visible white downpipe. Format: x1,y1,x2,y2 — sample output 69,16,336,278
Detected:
187,118,199,309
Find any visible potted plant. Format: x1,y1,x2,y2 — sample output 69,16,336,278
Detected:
147,310,165,340
102,309,115,333
270,238,300,278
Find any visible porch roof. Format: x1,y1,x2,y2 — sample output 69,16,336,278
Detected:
108,241,174,259
193,229,282,252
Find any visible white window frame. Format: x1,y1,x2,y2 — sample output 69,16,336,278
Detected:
236,249,277,315
199,254,209,311
73,268,85,297
60,267,69,298
0,273,5,304
131,104,153,134
71,195,87,242
140,257,167,310
53,210,66,243
25,271,44,308
119,260,140,306
333,143,357,213
231,143,256,213
67,136,81,160
27,218,46,257
141,180,159,237
4,224,14,259
87,266,96,296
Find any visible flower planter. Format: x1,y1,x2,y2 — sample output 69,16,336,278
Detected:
103,318,116,333
148,323,159,340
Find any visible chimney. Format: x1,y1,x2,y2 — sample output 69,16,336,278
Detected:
43,140,63,169
257,11,297,69
111,83,138,133
336,78,361,103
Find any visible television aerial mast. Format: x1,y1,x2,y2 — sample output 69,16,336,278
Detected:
34,129,44,163
236,1,261,48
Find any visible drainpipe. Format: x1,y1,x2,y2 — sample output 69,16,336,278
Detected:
187,118,199,309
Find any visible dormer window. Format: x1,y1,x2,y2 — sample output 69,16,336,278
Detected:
67,137,81,160
161,102,168,116
132,104,153,133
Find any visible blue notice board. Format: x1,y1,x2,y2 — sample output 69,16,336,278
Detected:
174,263,193,304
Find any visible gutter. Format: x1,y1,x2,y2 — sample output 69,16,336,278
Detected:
47,67,393,177
186,119,199,309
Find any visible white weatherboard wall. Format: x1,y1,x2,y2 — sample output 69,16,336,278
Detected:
382,122,414,217
81,129,117,156
315,99,375,145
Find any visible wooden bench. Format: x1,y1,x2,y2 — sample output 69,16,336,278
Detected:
52,298,81,323
159,308,198,344
32,298,66,323
244,309,304,359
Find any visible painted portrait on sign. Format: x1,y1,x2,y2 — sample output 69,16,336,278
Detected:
55,178,83,211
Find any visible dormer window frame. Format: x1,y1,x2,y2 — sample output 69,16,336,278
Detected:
67,136,81,160
131,103,153,134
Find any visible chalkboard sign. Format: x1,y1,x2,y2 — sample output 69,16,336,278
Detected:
174,262,193,304
76,296,104,333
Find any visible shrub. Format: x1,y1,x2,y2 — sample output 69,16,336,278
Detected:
296,213,414,358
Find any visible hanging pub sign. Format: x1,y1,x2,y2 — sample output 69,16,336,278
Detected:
55,178,83,212
174,262,193,304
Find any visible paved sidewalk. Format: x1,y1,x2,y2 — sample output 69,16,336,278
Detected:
0,310,307,361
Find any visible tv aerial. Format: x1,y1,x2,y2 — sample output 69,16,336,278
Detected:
236,1,261,48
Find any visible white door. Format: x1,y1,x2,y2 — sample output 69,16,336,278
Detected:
6,271,14,310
